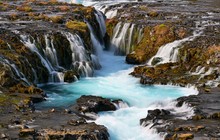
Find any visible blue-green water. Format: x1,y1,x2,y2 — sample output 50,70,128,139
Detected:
38,50,197,140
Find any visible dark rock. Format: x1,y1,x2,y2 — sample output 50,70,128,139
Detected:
64,70,79,83
140,109,171,126
126,53,143,64
19,128,36,137
68,118,86,126
140,75,155,85
151,57,163,65
75,95,116,113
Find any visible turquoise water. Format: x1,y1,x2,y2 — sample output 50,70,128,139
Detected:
38,50,197,140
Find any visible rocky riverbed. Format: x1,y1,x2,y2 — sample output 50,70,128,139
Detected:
0,0,220,139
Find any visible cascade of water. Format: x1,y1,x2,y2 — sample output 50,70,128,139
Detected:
111,22,137,55
20,35,54,72
127,24,135,54
64,32,95,77
49,71,65,83
190,66,206,75
199,67,218,80
44,35,60,68
137,27,144,43
148,20,220,66
72,61,94,77
94,10,106,38
64,32,88,62
20,35,64,83
1,57,30,85
86,21,104,55
105,10,118,19
85,20,104,71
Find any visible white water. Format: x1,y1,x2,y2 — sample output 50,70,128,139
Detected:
37,1,198,139
20,35,66,83
148,20,220,66
147,30,202,65
39,47,198,140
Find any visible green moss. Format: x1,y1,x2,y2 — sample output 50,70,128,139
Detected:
106,19,118,38
66,20,88,33
16,6,32,12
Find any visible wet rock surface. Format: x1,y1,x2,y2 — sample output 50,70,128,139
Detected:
0,0,110,139
0,0,105,105
74,95,116,113
0,93,117,139
141,88,220,139
0,0,220,139
103,0,220,139
105,0,220,87
0,108,109,139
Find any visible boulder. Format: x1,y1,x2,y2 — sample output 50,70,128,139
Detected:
151,57,163,65
140,109,171,126
64,70,79,83
75,95,116,113
126,53,145,64
19,128,36,137
140,75,155,85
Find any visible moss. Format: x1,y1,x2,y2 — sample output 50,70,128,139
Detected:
148,11,159,17
126,24,177,64
50,16,63,23
106,18,118,38
16,6,32,12
65,20,88,33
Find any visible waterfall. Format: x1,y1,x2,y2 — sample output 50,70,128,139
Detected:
85,20,104,70
64,32,89,62
95,10,106,38
44,35,60,68
20,35,54,72
147,20,220,66
64,32,95,77
147,29,202,65
20,35,64,83
106,10,118,19
111,22,137,55
190,66,206,75
1,57,30,85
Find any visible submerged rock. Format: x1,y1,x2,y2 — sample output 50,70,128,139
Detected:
140,109,172,127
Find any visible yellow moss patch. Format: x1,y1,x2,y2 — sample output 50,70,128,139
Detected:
17,6,32,12
50,16,63,23
65,20,88,33
106,18,118,38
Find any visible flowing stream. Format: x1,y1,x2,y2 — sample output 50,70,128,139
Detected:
38,48,197,140
38,0,198,139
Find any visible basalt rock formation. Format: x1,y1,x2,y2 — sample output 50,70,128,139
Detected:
0,0,107,109
103,0,220,139
105,1,220,88
0,0,110,139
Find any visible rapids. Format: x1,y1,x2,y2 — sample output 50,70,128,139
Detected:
38,49,197,140
38,0,198,139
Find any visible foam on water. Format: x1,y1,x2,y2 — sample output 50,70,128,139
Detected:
38,49,198,140
39,1,198,139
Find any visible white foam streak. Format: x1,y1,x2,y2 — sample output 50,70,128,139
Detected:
106,10,118,19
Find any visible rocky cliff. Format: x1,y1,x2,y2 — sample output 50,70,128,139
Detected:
0,0,108,108
105,1,220,88
0,1,110,139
